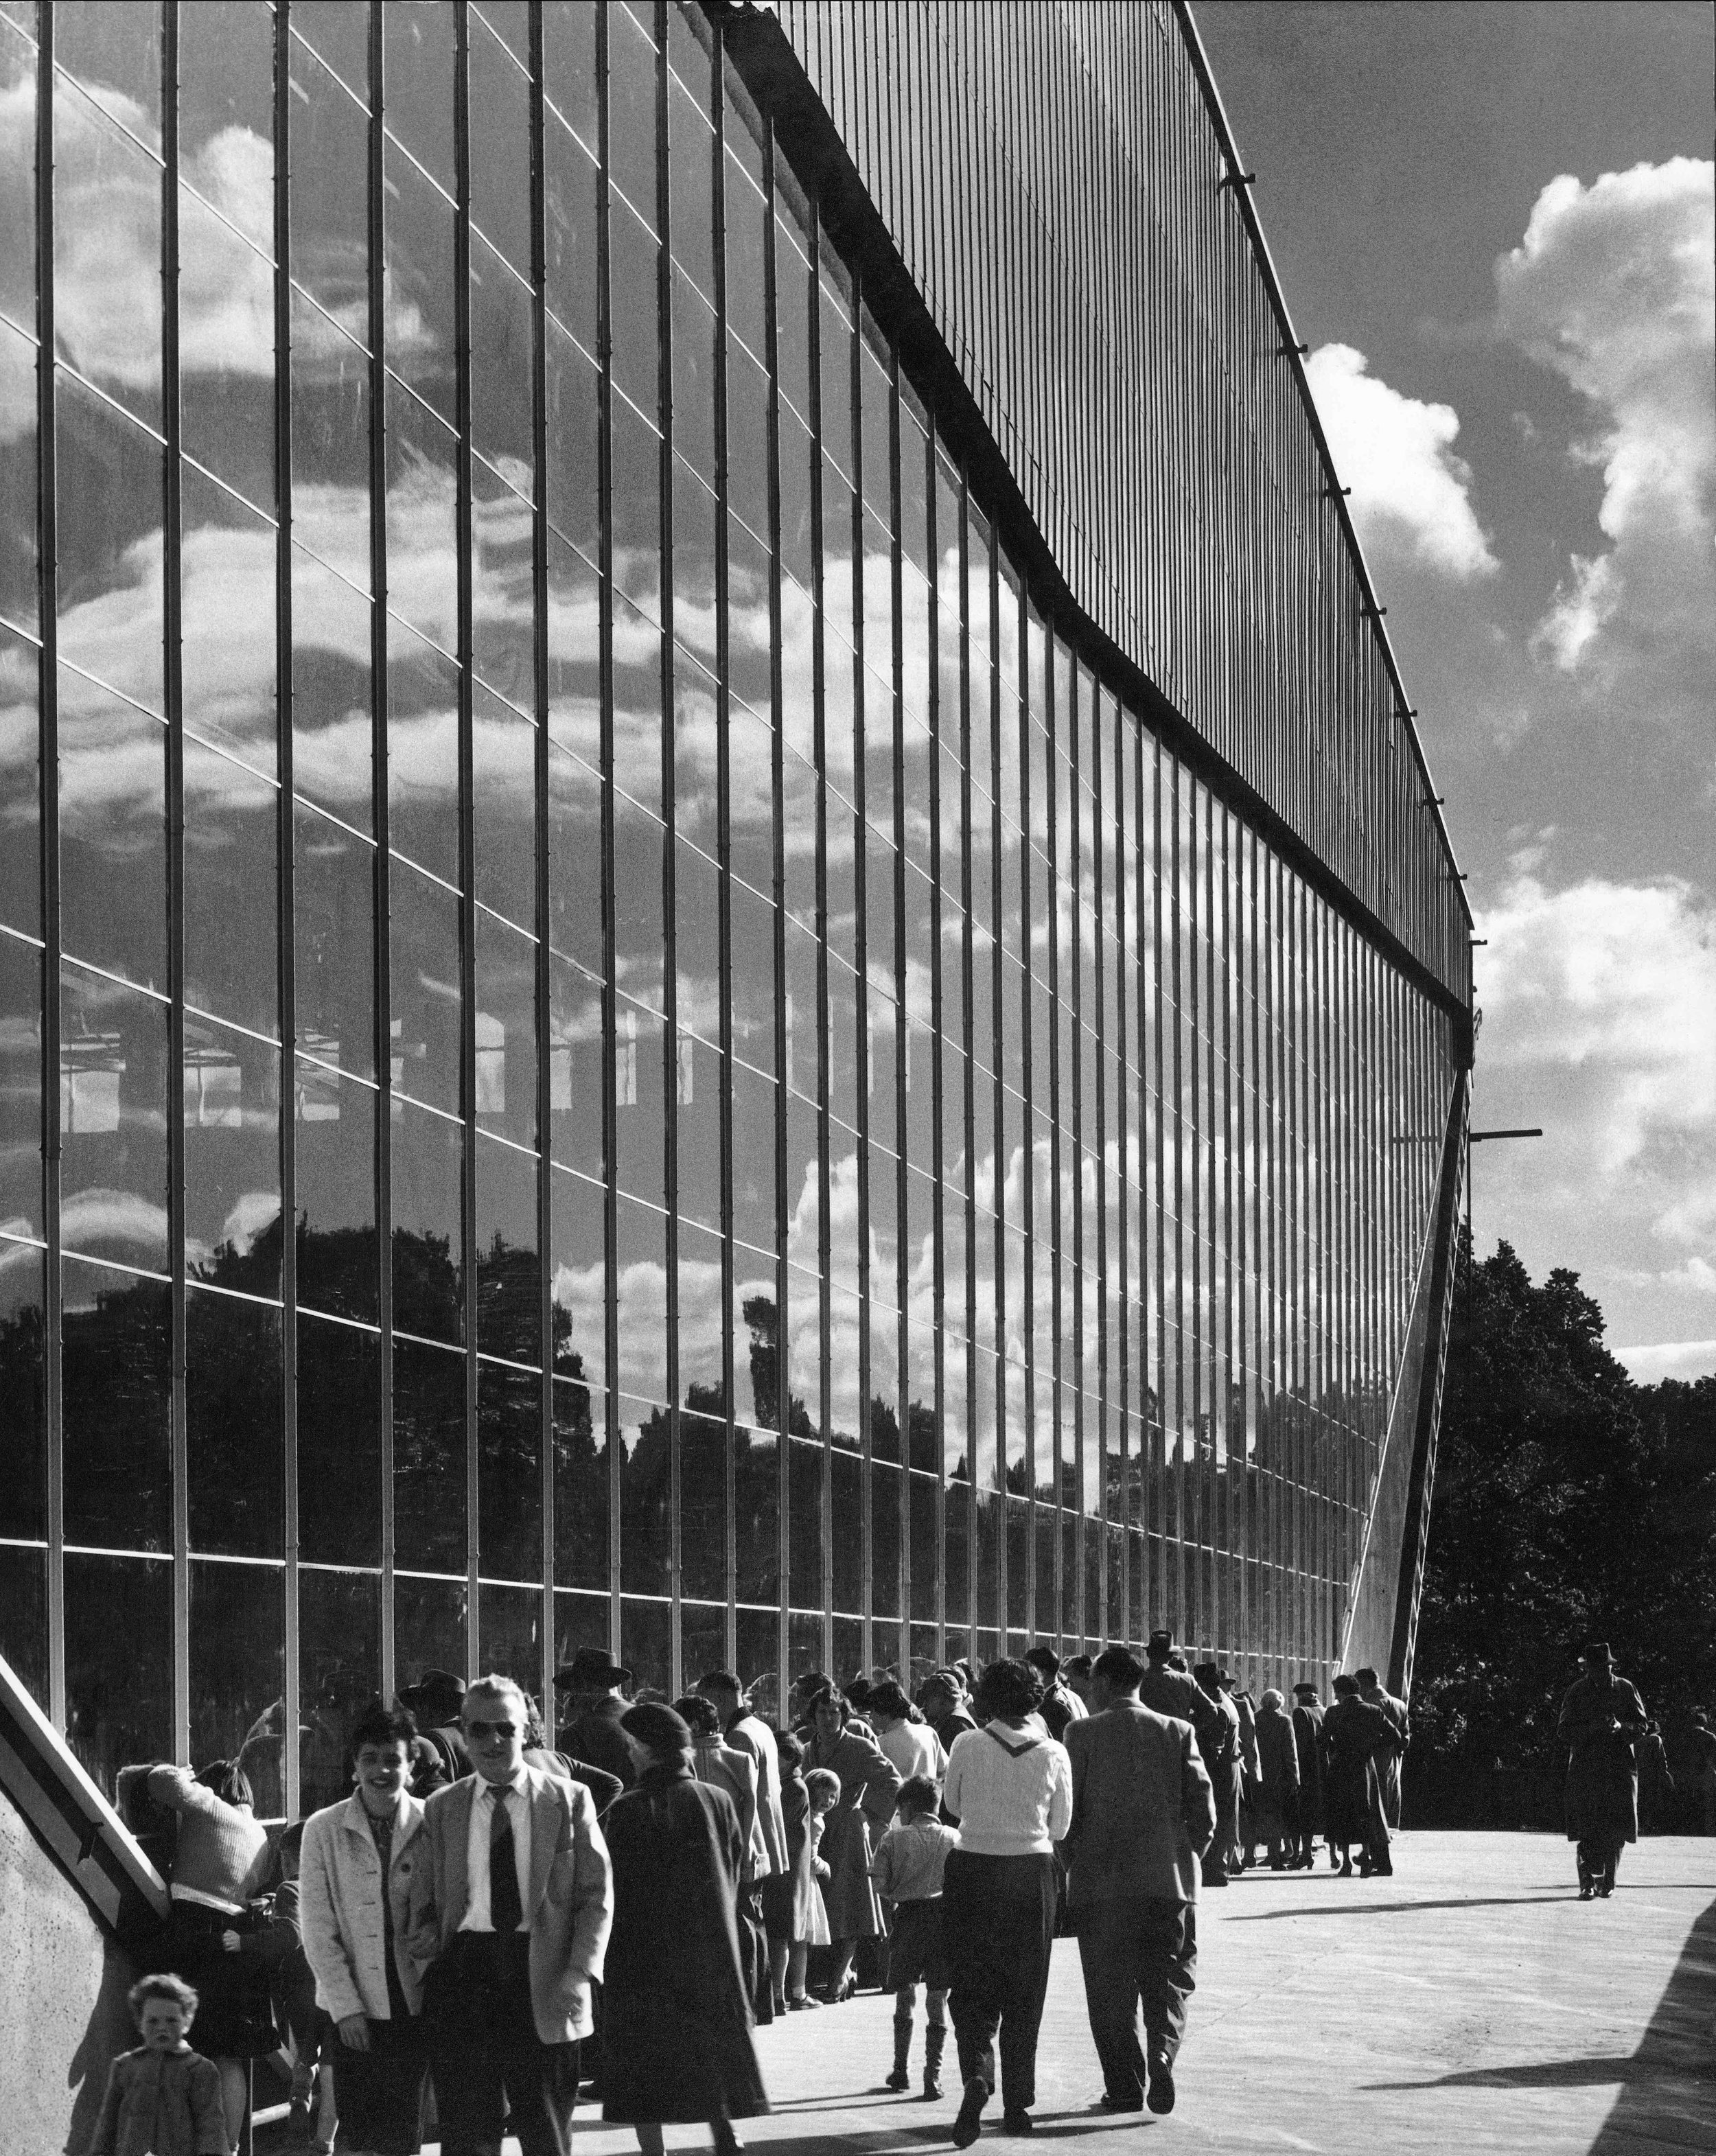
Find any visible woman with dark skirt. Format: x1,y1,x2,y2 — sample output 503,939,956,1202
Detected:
601,1703,769,2156
797,1689,903,2000
146,1759,275,2149
939,1658,1074,2144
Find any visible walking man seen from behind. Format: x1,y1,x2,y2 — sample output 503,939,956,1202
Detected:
1060,1646,1215,2119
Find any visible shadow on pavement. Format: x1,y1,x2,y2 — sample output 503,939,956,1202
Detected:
1226,1894,1567,1920
1357,1890,1716,2148
1588,1889,1716,2153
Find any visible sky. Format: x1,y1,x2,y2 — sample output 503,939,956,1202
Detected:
1194,1,1716,1384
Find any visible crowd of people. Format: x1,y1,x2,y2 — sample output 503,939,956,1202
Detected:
90,1632,1695,2155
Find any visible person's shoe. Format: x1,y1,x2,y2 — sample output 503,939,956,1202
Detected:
1095,2093,1144,2112
1000,2112,1034,2134
1146,2053,1176,2116
923,2024,947,2100
1597,1882,1614,1899
1578,1882,1595,1900
788,1993,820,2009
953,2076,989,2148
773,1990,789,2015
712,2124,744,2156
1338,1859,1354,1877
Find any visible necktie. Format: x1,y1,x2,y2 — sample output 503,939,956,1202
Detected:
489,1789,524,1934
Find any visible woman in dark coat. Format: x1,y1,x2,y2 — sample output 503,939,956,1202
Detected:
1319,1677,1400,1877
1289,1685,1325,1868
797,1690,902,2000
602,1703,769,2156
1557,1642,1648,1898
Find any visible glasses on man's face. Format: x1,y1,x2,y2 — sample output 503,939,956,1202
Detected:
467,1719,523,1740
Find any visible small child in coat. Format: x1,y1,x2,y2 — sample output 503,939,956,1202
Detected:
86,1972,229,2156
870,1774,958,2097
787,1767,842,2006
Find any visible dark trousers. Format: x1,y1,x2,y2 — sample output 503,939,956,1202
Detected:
1576,1835,1623,1888
942,1851,1057,2117
1203,1765,1240,1882
425,1933,581,2156
1074,1898,1197,2098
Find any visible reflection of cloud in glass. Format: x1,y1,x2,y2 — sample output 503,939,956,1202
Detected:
60,1187,169,1268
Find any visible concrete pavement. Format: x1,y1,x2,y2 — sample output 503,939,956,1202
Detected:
427,1832,1716,2156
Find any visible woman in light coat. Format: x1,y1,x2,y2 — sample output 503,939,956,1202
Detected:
299,1702,428,2156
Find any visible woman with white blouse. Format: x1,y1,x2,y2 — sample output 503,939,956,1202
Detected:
940,1659,1074,2144
869,1682,949,1785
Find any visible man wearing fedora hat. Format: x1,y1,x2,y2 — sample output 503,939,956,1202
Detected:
401,1669,472,1789
1557,1641,1649,1899
555,1650,636,1791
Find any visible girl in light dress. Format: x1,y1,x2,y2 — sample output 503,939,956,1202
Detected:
786,1767,842,2006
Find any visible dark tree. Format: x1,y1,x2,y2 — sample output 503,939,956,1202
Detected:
1412,1236,1716,1820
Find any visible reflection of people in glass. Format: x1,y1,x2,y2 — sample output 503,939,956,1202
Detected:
145,1761,274,2148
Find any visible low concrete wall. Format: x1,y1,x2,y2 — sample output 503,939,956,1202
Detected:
1,1774,139,2156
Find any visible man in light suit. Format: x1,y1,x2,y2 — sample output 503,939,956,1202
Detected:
1354,1666,1410,1829
1060,1645,1216,2120
406,1673,613,2156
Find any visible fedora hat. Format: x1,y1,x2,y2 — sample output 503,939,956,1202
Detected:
554,1647,633,1689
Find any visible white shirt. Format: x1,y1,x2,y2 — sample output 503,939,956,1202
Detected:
459,1772,532,1932
879,1719,947,1785
943,1722,1074,1856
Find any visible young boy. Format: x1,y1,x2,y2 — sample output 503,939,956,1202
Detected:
86,1973,229,2156
870,1774,958,2098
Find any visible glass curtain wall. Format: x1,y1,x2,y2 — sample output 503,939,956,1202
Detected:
0,0,1460,1814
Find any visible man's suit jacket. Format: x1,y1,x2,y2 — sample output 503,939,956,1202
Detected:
726,1709,789,1875
405,1765,613,2044
694,1739,771,1882
1060,1700,1216,1910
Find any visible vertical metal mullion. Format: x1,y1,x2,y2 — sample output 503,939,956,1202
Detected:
36,6,65,1732
710,27,737,1677
763,117,789,1697
453,0,479,1674
163,0,190,1767
276,0,301,1817
369,0,396,1704
957,470,976,1642
1043,627,1062,1645
925,431,944,1657
596,3,621,1662
808,215,835,1669
653,7,680,1697
988,539,1004,1641
529,3,554,1712
1018,595,1033,1643
890,343,909,1672
850,273,872,1678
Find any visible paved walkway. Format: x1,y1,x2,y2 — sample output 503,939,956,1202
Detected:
433,1833,1716,2156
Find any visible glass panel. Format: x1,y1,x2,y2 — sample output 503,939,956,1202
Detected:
734,1422,778,1608
480,1581,544,1694
392,1098,464,1344
290,301,371,579
553,1369,609,1592
614,1194,667,1405
62,1256,170,1551
295,1058,378,1322
467,13,531,273
610,196,660,429
619,1395,671,1597
474,905,537,1148
299,1312,382,1566
831,1443,861,1612
181,466,278,776
0,1542,47,1708
394,1332,468,1574
385,379,459,653
0,931,42,1245
291,547,373,827
545,313,599,559
184,1013,280,1290
183,732,278,1039
383,1,456,197
0,1236,46,1541
294,0,370,100
620,1596,670,1695
299,1566,382,1810
191,1559,285,1816
65,1552,172,1799
384,132,458,427
0,627,38,939
178,190,275,515
609,1,658,228
295,802,374,1080
544,113,599,358
476,1133,540,1365
478,1358,542,1581
472,688,537,932
288,40,369,343
58,679,167,994
550,1163,605,1394
395,1571,469,1692
54,93,161,433
470,235,534,509
187,1285,283,1557
391,858,461,1116
60,963,167,1269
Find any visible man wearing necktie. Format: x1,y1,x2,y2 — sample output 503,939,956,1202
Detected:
406,1675,613,2156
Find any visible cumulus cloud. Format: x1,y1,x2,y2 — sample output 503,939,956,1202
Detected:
1494,158,1715,686
1305,343,1498,579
